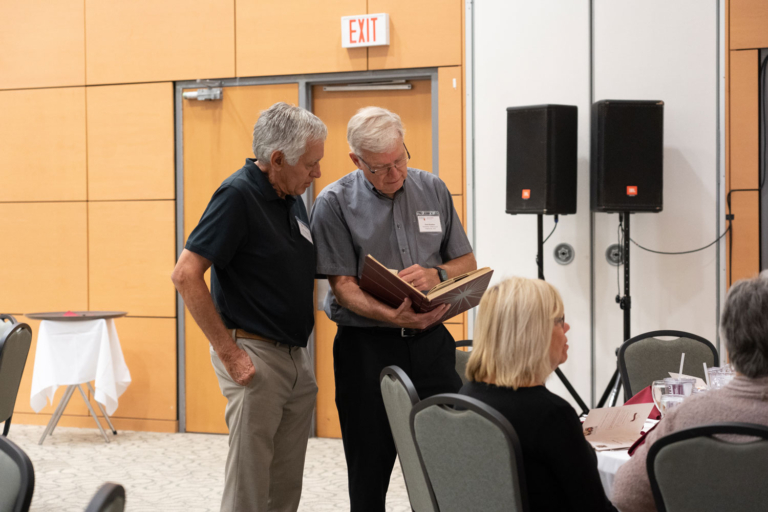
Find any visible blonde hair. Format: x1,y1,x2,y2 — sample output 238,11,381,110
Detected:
465,276,564,389
347,106,405,155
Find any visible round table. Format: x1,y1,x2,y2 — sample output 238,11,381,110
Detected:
27,311,130,445
596,449,631,497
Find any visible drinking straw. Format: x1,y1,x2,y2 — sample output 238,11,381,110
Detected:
679,353,685,376
704,362,711,388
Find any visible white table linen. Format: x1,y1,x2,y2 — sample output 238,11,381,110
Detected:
596,449,631,498
30,318,131,416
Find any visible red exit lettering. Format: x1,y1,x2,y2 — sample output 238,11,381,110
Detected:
358,19,366,42
349,16,379,44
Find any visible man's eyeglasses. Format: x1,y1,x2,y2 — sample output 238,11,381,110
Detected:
357,143,411,175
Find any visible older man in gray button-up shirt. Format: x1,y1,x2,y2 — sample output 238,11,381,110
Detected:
310,106,476,512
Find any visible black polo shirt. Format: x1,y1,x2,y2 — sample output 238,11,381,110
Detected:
185,158,315,347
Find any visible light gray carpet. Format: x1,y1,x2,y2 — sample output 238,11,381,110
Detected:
6,425,410,511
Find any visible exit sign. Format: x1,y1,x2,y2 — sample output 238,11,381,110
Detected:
341,13,389,48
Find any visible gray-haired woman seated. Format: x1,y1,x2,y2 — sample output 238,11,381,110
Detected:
460,276,617,512
612,271,768,512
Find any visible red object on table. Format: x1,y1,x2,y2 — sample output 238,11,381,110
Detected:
624,385,661,420
624,384,662,457
63,311,79,317
628,422,659,456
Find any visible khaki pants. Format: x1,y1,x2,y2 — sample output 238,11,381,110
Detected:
211,334,317,512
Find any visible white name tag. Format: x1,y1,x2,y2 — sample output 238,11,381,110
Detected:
416,211,442,233
297,218,313,243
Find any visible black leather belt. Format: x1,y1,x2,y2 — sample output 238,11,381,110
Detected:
362,325,439,338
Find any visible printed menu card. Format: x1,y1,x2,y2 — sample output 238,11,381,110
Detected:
582,403,654,451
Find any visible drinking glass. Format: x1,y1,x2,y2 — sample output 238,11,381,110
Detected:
708,367,736,389
707,367,723,389
651,380,667,411
720,367,736,387
659,394,685,417
664,377,696,397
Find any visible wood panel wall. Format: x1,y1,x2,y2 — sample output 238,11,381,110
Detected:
1,83,178,432
726,1,763,285
1,0,466,434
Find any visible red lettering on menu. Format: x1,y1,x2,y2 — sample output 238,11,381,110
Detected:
358,19,366,42
349,19,357,44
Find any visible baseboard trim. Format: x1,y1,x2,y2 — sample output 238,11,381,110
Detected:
11,412,179,433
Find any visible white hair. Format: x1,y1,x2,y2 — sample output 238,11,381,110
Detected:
252,102,327,166
347,106,405,155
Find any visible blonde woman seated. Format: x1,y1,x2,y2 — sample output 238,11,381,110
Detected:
460,277,617,512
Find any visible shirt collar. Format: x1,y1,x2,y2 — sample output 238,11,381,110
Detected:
246,158,295,204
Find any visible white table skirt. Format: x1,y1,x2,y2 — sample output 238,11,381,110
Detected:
597,449,631,498
30,318,131,416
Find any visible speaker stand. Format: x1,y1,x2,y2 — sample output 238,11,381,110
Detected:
537,214,590,416
597,211,631,408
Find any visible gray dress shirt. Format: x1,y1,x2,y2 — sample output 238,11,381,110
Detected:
310,168,473,328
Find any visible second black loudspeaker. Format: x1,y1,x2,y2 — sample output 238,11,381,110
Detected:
506,104,578,215
591,100,664,213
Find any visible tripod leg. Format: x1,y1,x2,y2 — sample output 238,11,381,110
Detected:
555,368,590,415
597,369,619,408
605,372,623,407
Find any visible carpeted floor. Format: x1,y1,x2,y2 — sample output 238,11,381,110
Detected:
7,424,410,511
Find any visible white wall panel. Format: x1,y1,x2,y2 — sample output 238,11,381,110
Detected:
473,0,720,410
593,1,719,398
473,1,592,409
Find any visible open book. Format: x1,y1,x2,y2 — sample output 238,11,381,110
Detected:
359,255,494,328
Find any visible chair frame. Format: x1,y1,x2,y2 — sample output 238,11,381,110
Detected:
380,365,421,408
455,339,473,348
410,393,529,512
380,365,439,512
85,482,126,512
647,422,768,512
0,322,32,437
618,330,718,398
0,435,35,512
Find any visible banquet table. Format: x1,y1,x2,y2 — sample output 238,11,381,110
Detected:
596,449,631,498
28,312,131,444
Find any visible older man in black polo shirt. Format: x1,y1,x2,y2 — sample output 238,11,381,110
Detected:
172,102,326,512
310,106,477,512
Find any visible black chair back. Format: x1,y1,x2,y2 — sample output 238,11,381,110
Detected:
647,422,768,512
84,483,126,512
0,323,33,436
0,435,35,512
618,330,717,398
455,339,472,386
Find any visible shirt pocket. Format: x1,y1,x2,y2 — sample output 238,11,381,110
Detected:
416,230,444,261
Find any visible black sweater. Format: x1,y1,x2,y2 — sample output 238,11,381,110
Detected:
460,382,617,512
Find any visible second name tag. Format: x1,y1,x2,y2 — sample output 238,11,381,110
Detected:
416,211,442,233
296,218,313,243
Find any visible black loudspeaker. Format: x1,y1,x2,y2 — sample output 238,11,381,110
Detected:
505,104,578,215
591,100,664,213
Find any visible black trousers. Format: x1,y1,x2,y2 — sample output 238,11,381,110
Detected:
333,324,462,512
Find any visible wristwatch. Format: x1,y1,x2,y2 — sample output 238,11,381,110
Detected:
435,266,448,282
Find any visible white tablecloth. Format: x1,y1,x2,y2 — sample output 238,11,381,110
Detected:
596,449,631,498
30,318,131,416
